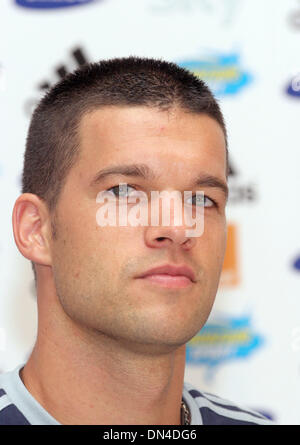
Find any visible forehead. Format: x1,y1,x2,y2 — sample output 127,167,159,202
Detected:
77,106,227,181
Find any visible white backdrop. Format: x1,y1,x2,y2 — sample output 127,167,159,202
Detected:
1,0,300,425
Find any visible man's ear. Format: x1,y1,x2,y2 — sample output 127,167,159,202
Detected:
12,193,53,266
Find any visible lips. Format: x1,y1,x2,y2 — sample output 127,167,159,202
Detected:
137,264,196,283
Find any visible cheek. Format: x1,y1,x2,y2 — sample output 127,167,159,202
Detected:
199,216,227,268
51,213,94,283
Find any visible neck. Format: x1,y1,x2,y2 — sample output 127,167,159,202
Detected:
20,288,186,425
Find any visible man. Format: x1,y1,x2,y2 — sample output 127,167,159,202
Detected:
0,57,272,425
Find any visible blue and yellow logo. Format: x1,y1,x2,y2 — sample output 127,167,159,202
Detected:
178,52,252,97
186,315,264,375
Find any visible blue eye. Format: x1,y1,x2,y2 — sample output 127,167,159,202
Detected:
106,184,136,198
187,194,215,208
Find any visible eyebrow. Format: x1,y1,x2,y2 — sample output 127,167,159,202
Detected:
90,163,228,200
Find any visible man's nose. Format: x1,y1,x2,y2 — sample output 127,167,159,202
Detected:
144,224,196,250
143,192,197,250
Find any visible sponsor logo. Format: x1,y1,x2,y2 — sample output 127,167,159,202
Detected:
286,74,300,97
227,157,257,205
15,0,97,9
220,223,239,287
149,0,242,27
186,314,264,377
220,159,257,287
38,46,89,91
178,52,252,97
292,255,300,272
24,46,90,116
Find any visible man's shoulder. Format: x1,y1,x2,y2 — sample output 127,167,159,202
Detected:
183,382,274,425
0,386,30,425
0,367,31,425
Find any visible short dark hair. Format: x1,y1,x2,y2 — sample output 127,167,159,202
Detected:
21,56,228,279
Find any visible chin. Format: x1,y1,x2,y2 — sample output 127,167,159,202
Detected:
118,336,188,356
119,324,202,355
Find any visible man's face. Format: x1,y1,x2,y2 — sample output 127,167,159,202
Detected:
50,106,227,353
